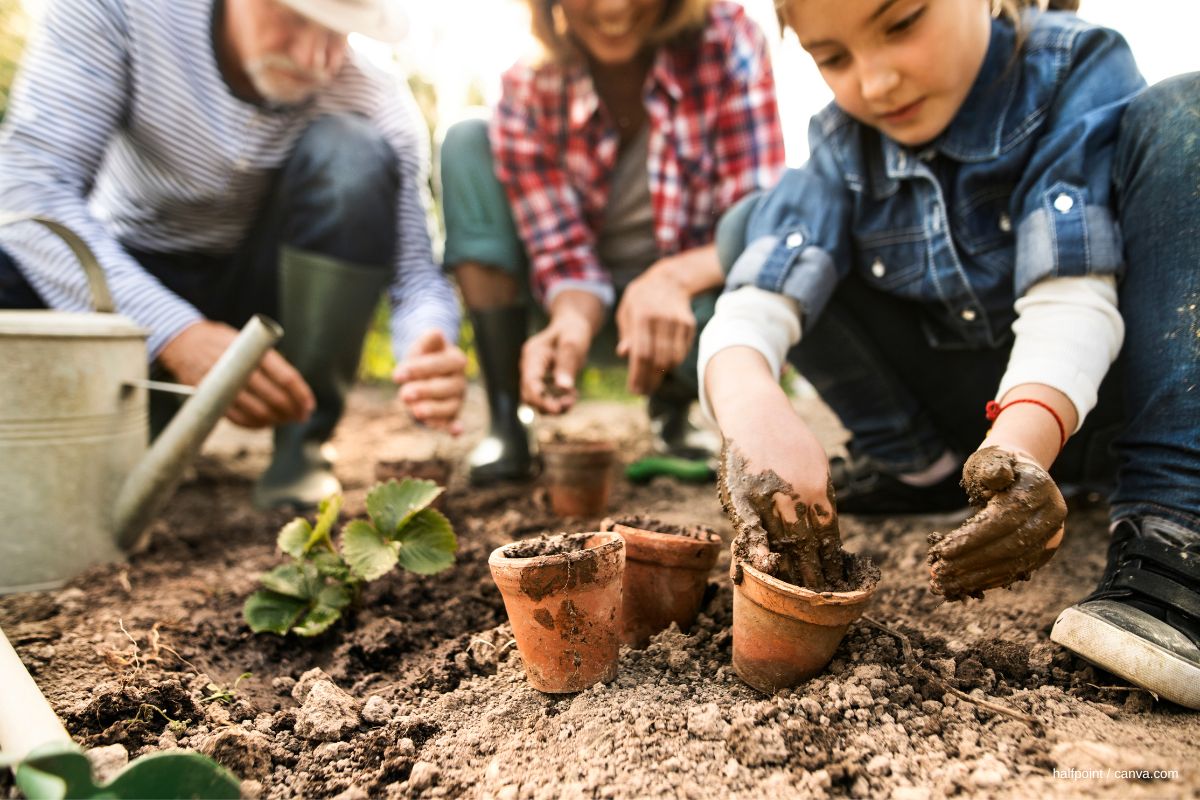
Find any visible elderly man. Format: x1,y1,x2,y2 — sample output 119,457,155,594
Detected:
0,0,466,508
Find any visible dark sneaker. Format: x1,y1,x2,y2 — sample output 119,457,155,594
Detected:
830,453,967,515
1051,516,1200,709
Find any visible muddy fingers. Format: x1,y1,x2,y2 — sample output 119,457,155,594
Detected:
929,447,1066,601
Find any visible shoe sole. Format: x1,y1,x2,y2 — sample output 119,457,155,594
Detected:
1050,606,1200,709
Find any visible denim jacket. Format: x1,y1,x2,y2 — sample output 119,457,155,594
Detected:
728,12,1146,349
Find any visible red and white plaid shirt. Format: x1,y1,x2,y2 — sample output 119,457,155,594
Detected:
491,1,786,306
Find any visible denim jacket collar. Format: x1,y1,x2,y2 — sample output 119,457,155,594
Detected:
881,18,1020,177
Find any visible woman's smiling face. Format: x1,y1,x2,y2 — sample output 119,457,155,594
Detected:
783,0,993,146
558,0,668,65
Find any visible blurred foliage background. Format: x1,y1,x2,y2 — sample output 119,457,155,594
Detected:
0,0,29,121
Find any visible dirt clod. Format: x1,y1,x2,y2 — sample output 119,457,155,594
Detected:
295,681,362,742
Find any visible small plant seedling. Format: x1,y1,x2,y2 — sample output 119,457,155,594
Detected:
202,672,251,705
243,479,457,637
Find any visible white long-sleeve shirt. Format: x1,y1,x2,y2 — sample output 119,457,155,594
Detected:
698,275,1124,433
0,0,459,359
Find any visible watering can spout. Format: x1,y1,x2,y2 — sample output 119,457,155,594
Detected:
113,315,283,549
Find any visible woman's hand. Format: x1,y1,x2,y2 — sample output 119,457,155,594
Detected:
616,267,696,396
616,246,725,395
520,290,604,415
393,329,468,435
928,446,1066,600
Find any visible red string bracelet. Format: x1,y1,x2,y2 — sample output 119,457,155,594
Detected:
985,399,1068,453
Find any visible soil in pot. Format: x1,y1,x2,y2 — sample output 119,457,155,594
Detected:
541,440,617,518
718,443,881,692
488,532,625,693
600,516,721,648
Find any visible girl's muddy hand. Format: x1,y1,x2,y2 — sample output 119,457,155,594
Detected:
928,446,1066,601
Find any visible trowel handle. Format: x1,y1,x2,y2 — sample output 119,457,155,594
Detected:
0,626,72,760
0,214,114,313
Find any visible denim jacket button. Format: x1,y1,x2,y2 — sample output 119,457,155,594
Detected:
960,308,978,322
871,258,886,278
785,232,805,249
1054,193,1075,213
999,213,1012,233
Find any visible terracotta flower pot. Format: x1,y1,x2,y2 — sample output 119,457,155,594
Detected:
488,532,625,693
600,516,721,648
541,441,617,518
732,554,878,693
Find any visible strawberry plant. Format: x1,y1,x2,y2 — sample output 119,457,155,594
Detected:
243,478,456,636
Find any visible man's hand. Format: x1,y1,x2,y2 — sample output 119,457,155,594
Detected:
393,329,467,435
157,320,314,429
616,266,696,395
928,446,1066,600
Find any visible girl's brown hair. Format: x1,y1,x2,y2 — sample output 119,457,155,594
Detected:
775,0,1081,38
526,0,713,64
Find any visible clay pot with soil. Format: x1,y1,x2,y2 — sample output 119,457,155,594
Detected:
732,553,878,693
488,532,625,693
600,516,722,648
374,457,452,486
541,440,617,517
719,442,881,693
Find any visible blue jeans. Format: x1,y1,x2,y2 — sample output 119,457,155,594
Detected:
720,74,1200,530
0,113,397,326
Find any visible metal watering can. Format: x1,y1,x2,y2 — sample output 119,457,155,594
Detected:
0,217,282,593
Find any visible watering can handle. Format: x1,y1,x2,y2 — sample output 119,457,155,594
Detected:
0,213,115,313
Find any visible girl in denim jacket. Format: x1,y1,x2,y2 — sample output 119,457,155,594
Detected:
700,0,1199,708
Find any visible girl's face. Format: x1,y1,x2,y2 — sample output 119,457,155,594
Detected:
558,0,668,65
784,0,992,146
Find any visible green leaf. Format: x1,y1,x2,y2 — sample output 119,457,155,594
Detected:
341,519,400,581
244,590,309,635
277,517,313,559
310,549,350,580
367,479,443,537
317,581,354,611
292,604,343,637
307,494,343,552
258,562,320,599
396,508,457,575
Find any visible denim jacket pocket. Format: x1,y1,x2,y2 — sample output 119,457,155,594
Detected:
955,187,1016,258
854,226,927,291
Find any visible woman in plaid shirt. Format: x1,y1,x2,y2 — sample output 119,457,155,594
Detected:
440,0,786,483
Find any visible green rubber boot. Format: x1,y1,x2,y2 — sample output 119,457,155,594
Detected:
468,304,535,484
253,246,390,510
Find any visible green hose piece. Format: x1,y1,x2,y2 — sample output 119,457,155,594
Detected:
625,455,716,484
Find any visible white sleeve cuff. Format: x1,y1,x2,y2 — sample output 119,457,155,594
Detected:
997,274,1124,432
697,286,802,425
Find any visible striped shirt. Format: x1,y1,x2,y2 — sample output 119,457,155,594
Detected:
491,1,786,307
0,0,459,360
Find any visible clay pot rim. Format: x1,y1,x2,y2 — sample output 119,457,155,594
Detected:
739,560,877,606
541,439,617,456
488,531,623,569
602,519,722,546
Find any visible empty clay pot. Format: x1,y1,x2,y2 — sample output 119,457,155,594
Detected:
732,554,878,693
488,532,625,693
541,440,617,517
600,516,721,648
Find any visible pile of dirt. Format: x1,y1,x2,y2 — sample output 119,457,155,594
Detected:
1,388,1195,799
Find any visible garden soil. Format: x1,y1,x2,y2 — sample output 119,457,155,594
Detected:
2,386,1197,799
